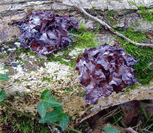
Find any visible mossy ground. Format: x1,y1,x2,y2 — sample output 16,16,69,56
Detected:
128,1,153,22
46,24,100,68
0,6,153,132
138,5,153,22
48,7,153,132
0,110,51,133
5,21,152,85
113,4,153,85
1,26,152,132
47,23,153,85
115,27,153,85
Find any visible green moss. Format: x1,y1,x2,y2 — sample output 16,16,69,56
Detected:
47,24,152,85
42,77,52,82
15,47,36,60
128,1,153,22
123,83,140,93
47,52,70,66
128,1,137,6
0,101,51,133
73,31,99,49
3,65,10,70
133,23,141,27
1,113,50,132
115,27,149,42
15,48,27,59
116,28,153,85
104,10,118,24
36,58,46,67
0,54,5,58
47,24,100,68
71,25,153,85
138,5,153,22
65,87,74,94
79,92,86,98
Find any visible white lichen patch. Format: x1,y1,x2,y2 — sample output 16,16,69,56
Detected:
52,51,65,57
1,52,153,128
13,65,25,74
14,42,21,48
2,60,77,96
44,62,71,80
1,60,83,117
69,48,85,58
0,64,9,74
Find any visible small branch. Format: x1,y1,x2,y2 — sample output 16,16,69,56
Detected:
68,0,153,48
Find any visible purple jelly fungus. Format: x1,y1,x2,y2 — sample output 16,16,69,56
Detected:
75,43,140,104
10,10,79,55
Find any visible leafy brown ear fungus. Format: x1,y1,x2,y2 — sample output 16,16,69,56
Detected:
75,43,140,104
10,10,79,55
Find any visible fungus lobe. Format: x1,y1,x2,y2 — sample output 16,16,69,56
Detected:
11,10,78,55
75,43,140,104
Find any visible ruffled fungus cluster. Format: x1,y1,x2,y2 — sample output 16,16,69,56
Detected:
11,10,78,55
75,43,140,104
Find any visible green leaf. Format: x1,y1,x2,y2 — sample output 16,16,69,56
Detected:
59,113,70,131
37,92,63,118
54,106,63,112
43,97,63,108
0,90,6,102
0,74,9,81
38,90,69,131
39,107,69,130
41,90,63,108
104,124,120,133
39,107,63,123
41,90,51,100
37,101,47,118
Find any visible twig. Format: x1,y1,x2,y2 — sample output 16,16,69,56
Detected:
67,0,153,48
